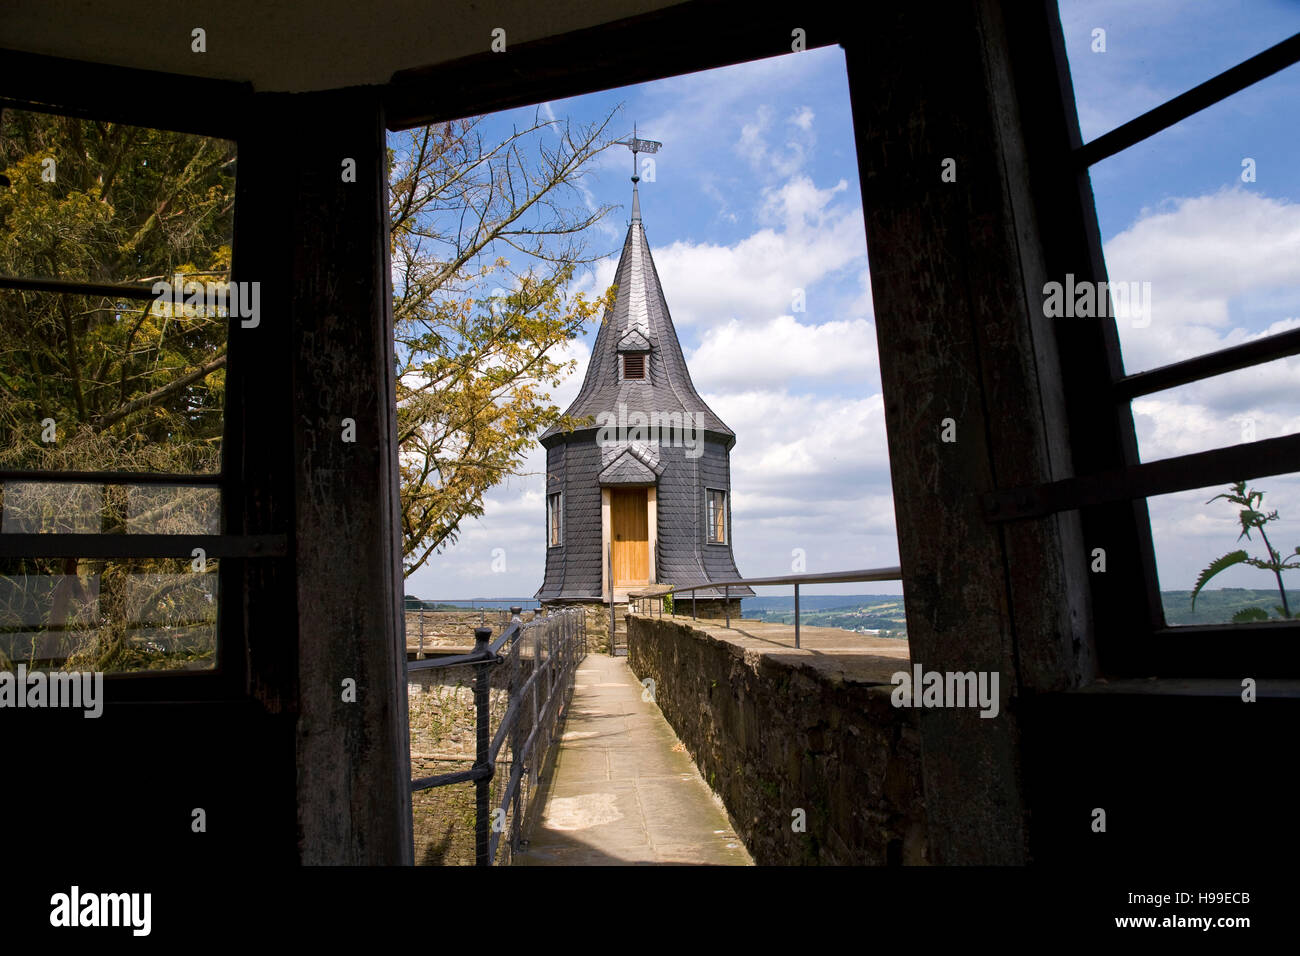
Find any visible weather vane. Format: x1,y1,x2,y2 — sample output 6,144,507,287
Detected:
616,124,661,182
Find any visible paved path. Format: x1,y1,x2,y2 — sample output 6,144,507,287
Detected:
515,654,753,866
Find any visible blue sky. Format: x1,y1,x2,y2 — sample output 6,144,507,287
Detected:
402,4,1300,611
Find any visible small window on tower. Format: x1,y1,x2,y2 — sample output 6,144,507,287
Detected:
623,353,646,379
547,492,562,547
707,489,727,544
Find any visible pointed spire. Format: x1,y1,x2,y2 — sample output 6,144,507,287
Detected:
616,125,658,226
540,148,735,447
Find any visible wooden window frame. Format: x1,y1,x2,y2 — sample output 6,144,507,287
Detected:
0,60,265,702
547,491,563,547
706,488,727,545
1016,9,1300,677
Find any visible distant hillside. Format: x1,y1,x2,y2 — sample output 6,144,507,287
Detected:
742,589,1300,636
743,594,907,638
1159,588,1300,626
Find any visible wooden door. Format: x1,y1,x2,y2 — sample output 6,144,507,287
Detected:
611,488,649,587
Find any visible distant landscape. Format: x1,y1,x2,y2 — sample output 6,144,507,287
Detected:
741,589,1300,639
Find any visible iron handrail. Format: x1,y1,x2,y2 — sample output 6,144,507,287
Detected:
630,565,904,648
407,604,585,865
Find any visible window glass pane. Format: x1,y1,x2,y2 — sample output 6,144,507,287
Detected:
1057,0,1300,143
0,481,220,534
0,556,219,672
0,108,236,287
1131,355,1300,463
0,290,226,473
1084,63,1300,377
1146,472,1300,626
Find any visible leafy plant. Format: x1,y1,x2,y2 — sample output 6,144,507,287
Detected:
662,592,674,616
1192,481,1300,620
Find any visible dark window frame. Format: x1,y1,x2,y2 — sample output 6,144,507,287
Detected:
0,65,264,701
1029,12,1300,677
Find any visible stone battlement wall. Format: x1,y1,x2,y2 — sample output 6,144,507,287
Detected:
627,615,927,865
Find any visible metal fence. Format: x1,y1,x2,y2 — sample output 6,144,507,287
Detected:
408,604,585,865
630,566,904,648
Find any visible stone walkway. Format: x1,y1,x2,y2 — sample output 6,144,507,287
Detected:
515,653,753,866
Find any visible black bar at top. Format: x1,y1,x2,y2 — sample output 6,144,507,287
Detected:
1076,31,1300,167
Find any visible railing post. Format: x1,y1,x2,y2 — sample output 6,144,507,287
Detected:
531,623,541,789
693,590,696,620
725,585,730,627
418,609,425,660
794,582,800,649
471,625,492,867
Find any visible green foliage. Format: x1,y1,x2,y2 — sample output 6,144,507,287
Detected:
662,592,674,615
389,113,621,576
0,109,234,472
1232,606,1271,623
1193,481,1299,620
1190,550,1249,610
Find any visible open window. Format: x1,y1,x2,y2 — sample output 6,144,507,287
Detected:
1042,9,1300,674
0,104,268,689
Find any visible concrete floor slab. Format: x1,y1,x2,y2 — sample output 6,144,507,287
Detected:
515,653,752,867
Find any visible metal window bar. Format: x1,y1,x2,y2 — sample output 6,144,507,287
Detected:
1074,31,1300,169
633,566,904,649
408,604,585,866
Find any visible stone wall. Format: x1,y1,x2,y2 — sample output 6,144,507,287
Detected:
627,615,927,865
405,609,536,650
541,602,610,654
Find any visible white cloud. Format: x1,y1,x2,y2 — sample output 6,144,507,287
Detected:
789,106,815,131
689,315,877,392
1103,187,1300,372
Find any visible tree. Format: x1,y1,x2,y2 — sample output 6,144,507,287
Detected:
0,110,234,472
389,111,620,575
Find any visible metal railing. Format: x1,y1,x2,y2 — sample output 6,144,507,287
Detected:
630,566,903,648
409,604,585,865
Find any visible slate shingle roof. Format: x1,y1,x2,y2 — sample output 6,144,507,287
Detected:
540,184,734,446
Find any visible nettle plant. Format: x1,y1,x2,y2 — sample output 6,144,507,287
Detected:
1191,480,1300,622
